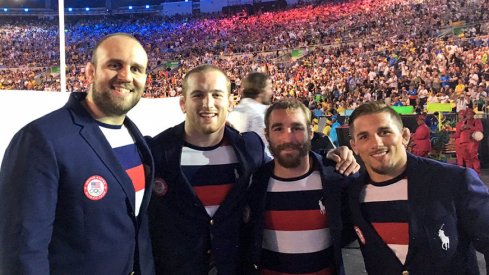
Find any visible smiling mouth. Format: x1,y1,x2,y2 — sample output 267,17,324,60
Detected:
112,86,133,94
281,147,299,153
370,149,388,158
200,113,217,118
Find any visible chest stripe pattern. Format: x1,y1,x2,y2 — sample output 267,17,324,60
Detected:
360,176,409,264
181,139,238,217
261,171,334,274
100,125,145,216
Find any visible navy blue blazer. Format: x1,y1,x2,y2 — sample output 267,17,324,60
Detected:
148,123,267,274
348,153,489,274
244,152,354,275
0,93,155,275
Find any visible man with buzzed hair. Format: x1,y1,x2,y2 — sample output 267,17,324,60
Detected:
149,64,268,274
149,65,359,274
0,33,155,274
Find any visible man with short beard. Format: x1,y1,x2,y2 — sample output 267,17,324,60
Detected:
244,99,355,274
0,33,155,274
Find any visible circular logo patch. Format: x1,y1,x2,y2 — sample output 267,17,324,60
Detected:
153,178,168,197
354,225,366,245
83,175,108,201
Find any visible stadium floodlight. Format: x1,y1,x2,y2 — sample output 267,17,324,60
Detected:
24,8,29,12
145,5,150,9
3,8,7,12
85,7,90,11
129,6,133,10
68,8,73,12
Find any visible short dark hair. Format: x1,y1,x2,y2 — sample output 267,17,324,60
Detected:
264,99,312,130
349,101,403,137
241,72,270,99
90,33,143,65
182,64,231,96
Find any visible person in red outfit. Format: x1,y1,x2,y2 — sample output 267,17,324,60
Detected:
458,108,483,173
450,110,466,167
411,114,432,157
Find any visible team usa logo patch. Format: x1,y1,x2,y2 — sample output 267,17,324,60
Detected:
83,175,108,200
354,225,366,245
153,177,168,197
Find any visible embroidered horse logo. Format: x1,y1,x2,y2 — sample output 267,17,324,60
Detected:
318,198,326,215
438,224,450,251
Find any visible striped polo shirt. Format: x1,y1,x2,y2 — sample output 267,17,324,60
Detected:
360,172,409,264
261,169,334,275
180,139,238,217
99,123,145,216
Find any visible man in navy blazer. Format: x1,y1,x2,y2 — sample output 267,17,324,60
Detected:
348,101,489,274
0,33,155,274
149,64,268,274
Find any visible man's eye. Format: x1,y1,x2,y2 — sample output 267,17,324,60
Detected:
108,63,119,69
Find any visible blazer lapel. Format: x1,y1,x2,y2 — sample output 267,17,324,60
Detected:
405,153,432,264
165,123,210,215
124,117,154,220
349,173,390,246
72,109,137,212
349,174,369,229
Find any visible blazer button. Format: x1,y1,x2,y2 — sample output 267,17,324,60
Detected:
207,249,212,254
210,219,214,225
402,271,409,275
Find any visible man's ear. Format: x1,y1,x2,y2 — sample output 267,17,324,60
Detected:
228,94,234,112
179,96,186,113
350,138,359,155
401,127,411,147
264,127,270,143
85,62,95,84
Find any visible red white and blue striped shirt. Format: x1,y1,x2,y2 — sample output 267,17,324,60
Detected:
360,173,409,264
99,123,145,216
261,169,334,275
180,139,238,217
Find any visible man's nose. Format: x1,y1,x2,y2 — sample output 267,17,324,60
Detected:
371,133,383,146
117,66,132,82
202,94,214,107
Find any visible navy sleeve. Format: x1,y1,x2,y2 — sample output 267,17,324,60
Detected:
0,125,58,275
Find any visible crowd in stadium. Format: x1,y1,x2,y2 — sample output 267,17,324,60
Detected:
0,0,489,115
